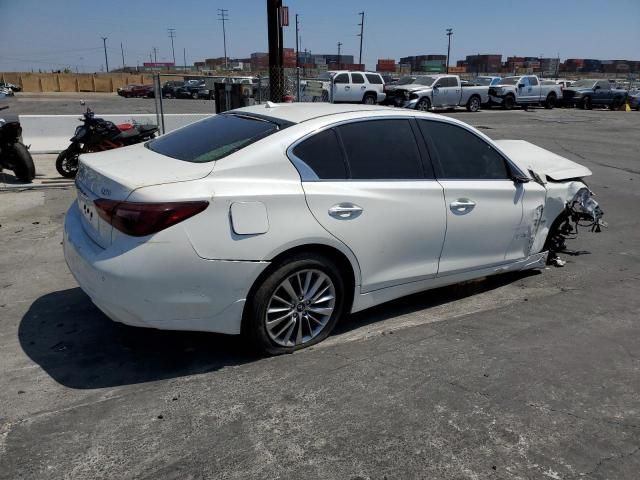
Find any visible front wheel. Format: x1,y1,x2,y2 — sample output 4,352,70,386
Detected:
243,253,345,355
582,96,592,110
466,96,481,112
55,147,80,178
416,97,431,111
8,142,36,182
502,95,515,110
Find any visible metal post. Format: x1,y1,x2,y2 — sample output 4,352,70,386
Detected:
152,74,161,132
337,42,342,68
101,37,109,72
154,74,165,134
257,76,262,104
446,28,453,74
183,48,187,71
357,11,364,67
295,14,300,101
120,42,125,70
296,67,301,101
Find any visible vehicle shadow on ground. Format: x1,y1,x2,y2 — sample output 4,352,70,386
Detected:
19,271,537,389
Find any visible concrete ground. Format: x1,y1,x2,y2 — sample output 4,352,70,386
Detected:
0,107,639,479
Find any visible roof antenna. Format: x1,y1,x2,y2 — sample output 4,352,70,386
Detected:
265,101,278,108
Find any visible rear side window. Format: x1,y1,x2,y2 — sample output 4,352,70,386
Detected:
351,73,365,84
365,74,383,84
528,76,539,86
147,114,279,163
337,120,423,179
419,121,509,180
291,129,347,179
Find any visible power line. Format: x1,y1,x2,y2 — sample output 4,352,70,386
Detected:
218,8,229,70
168,28,176,66
101,36,109,72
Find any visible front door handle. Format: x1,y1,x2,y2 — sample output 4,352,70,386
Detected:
450,199,476,213
345,86,350,91
328,203,363,219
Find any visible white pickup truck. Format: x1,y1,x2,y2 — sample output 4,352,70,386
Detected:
488,75,562,110
390,74,489,112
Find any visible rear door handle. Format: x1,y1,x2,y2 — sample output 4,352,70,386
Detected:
328,203,363,219
450,199,476,213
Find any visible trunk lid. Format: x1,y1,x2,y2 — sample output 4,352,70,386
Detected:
75,142,215,248
494,139,592,181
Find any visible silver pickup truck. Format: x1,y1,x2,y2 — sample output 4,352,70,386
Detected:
392,74,489,112
488,75,562,110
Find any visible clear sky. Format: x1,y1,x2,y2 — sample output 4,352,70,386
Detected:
1,0,638,72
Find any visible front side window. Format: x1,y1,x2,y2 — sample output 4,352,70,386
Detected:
596,80,610,90
337,120,423,179
519,77,529,87
365,74,383,84
419,121,509,180
147,114,280,163
351,73,365,84
291,129,347,180
334,73,349,84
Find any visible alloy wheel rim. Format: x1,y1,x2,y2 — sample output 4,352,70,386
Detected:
418,99,429,111
265,269,336,347
471,98,479,111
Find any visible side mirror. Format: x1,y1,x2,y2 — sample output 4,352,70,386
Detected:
518,84,525,88
594,85,601,90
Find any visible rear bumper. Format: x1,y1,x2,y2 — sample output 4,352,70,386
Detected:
63,202,268,334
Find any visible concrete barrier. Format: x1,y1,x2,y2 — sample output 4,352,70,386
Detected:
20,114,211,153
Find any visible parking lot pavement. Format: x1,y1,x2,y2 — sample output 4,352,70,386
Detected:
0,108,639,479
1,154,72,190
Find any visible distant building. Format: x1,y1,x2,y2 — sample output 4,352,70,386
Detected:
462,54,502,74
376,59,396,72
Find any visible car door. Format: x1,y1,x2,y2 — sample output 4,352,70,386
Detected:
527,76,541,102
444,77,461,105
517,76,531,102
593,80,610,105
332,73,350,102
290,118,447,292
431,77,447,107
350,72,367,102
417,119,539,275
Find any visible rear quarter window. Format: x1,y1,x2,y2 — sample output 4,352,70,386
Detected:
147,114,280,163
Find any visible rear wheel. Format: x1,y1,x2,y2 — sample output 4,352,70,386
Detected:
609,97,621,111
544,93,556,109
502,95,515,110
416,97,431,111
243,253,345,355
466,95,481,112
8,142,35,182
582,96,592,110
362,93,376,105
55,147,79,178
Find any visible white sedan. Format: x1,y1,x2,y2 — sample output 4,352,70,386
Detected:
63,104,603,354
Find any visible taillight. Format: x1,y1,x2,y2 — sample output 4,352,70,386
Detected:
94,199,208,237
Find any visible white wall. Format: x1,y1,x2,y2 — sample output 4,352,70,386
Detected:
20,114,211,153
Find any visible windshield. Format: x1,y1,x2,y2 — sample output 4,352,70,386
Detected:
499,77,520,85
317,72,334,81
396,76,416,85
414,76,437,86
147,114,280,163
474,77,493,86
571,79,597,88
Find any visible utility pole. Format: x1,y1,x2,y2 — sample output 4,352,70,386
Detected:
337,42,342,68
101,37,109,72
445,28,453,74
149,52,153,63
218,9,229,70
168,28,176,67
357,11,364,67
152,47,158,63
120,42,125,70
183,47,187,71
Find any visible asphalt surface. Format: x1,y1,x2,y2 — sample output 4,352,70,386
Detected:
0,105,639,479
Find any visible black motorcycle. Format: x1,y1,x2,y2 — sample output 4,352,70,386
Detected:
0,106,36,183
56,108,159,178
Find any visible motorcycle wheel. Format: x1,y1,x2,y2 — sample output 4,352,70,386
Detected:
10,142,36,183
56,148,79,178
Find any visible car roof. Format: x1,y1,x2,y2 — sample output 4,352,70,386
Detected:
232,103,403,124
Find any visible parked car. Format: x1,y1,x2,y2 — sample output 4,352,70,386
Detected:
562,79,628,110
0,82,22,92
117,84,154,98
63,103,603,354
162,81,185,98
488,75,562,109
382,75,438,106
318,71,386,104
0,86,14,98
629,90,640,111
175,82,207,99
395,74,489,112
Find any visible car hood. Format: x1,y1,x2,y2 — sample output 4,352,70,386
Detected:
392,84,430,93
494,140,592,181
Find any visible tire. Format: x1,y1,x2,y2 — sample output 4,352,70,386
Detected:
362,93,376,105
191,91,198,100
55,147,79,178
544,93,556,109
242,253,346,355
9,142,36,182
502,95,515,110
582,96,592,110
466,95,481,112
416,97,431,111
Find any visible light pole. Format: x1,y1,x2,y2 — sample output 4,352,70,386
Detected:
445,28,453,74
101,37,109,72
337,42,342,68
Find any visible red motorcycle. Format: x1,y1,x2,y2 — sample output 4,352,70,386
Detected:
55,108,158,178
